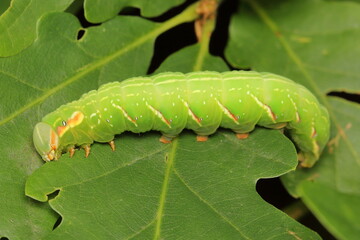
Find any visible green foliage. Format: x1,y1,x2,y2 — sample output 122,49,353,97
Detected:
26,130,309,239
0,0,359,239
0,0,74,57
226,0,360,238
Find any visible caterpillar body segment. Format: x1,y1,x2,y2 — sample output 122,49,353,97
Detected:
33,71,330,167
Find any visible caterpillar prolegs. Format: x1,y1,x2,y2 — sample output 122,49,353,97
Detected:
33,71,330,167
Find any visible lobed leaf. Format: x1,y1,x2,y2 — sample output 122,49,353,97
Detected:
84,0,187,23
0,0,188,57
2,0,355,238
0,0,74,57
26,129,319,239
0,5,198,238
225,0,360,238
0,2,320,238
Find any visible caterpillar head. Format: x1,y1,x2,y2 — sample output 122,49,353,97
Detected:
33,122,60,161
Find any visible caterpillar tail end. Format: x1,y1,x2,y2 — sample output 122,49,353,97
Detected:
297,152,318,168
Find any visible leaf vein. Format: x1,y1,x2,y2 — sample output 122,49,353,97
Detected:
0,3,199,126
0,69,44,91
127,219,156,240
59,145,168,189
153,139,178,240
173,167,251,239
249,0,360,167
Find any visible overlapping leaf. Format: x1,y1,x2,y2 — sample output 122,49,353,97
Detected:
0,0,74,57
0,0,187,57
26,129,318,239
0,5,198,238
225,0,360,238
155,44,228,73
84,0,187,23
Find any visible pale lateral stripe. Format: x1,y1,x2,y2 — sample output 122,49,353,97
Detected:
146,103,171,128
261,76,296,85
215,99,239,125
249,93,276,122
312,139,320,158
112,103,138,127
100,96,109,101
153,72,184,78
93,74,294,93
121,82,153,88
182,100,202,127
288,95,301,122
265,79,295,85
98,84,121,93
309,120,319,157
151,73,184,80
154,76,261,86
99,85,120,93
86,100,96,106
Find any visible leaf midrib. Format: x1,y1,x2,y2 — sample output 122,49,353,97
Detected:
153,138,178,240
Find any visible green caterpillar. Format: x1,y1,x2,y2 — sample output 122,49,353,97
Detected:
33,71,330,167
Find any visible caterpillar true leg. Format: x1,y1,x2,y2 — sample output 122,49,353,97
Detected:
236,133,249,139
297,152,305,163
83,145,91,158
69,147,75,157
196,135,208,142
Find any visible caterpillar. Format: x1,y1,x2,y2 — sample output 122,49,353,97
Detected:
33,71,330,167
